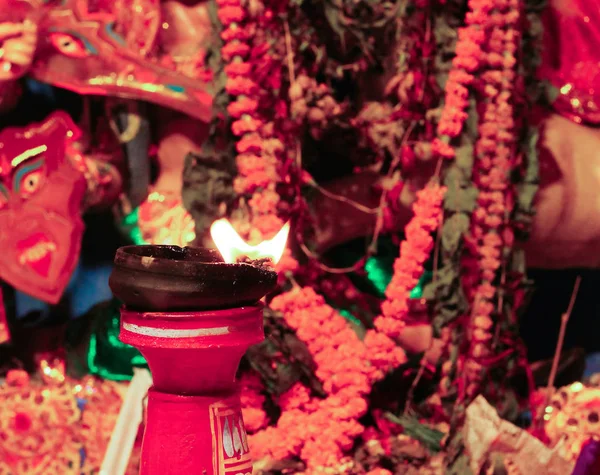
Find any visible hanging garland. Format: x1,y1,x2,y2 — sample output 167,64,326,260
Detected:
205,0,545,470
375,182,446,339
249,287,406,472
462,0,521,399
217,0,290,243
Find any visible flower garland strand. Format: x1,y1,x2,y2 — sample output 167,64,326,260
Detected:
432,0,492,160
433,0,497,399
463,0,520,398
218,0,287,243
375,0,495,346
249,287,406,472
374,182,446,340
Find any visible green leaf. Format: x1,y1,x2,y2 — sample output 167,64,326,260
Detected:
384,413,445,453
464,97,479,139
324,3,347,47
455,144,474,174
444,185,478,213
442,213,470,254
516,183,537,210
524,128,540,183
421,264,456,301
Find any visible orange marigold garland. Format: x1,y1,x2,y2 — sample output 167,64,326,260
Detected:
249,287,406,472
432,0,491,159
369,0,487,360
374,182,446,341
463,0,520,398
218,0,287,243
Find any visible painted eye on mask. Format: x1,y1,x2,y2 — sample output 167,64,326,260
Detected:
49,32,92,58
14,159,46,199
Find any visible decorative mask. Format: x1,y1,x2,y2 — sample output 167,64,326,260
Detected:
0,111,86,304
6,0,213,122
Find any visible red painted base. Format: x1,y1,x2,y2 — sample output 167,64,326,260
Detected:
119,305,263,475
142,391,251,475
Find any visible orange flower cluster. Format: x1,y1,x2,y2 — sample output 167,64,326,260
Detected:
464,0,519,397
249,287,406,472
432,0,493,159
239,372,269,433
218,0,287,243
375,183,446,340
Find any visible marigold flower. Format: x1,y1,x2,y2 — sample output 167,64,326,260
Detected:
236,154,264,175
227,97,259,118
251,213,284,237
248,189,280,213
236,133,263,153
221,25,253,42
225,76,258,96
243,171,276,192
221,41,251,61
217,6,246,24
432,137,455,158
224,61,253,77
231,116,263,136
279,383,311,411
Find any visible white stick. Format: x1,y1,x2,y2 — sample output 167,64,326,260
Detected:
100,368,153,475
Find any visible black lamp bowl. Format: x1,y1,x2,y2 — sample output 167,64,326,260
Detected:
109,245,278,311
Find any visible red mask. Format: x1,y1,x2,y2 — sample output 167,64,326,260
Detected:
5,0,213,122
0,112,86,304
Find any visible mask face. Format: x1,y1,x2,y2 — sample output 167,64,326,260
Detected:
9,0,212,122
0,112,86,304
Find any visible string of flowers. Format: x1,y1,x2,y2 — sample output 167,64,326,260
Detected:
431,0,492,160
463,0,520,398
374,182,446,341
217,0,287,243
428,0,501,400
249,287,406,472
375,0,496,348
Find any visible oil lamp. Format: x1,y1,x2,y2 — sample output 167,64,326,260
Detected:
109,220,288,475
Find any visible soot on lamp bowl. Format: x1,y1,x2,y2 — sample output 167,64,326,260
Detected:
109,245,278,312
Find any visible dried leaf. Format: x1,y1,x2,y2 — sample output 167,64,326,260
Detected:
442,213,470,254
245,308,325,397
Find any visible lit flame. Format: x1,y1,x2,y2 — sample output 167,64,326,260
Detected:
210,219,290,265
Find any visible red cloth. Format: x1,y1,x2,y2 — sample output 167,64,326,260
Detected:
539,0,600,125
